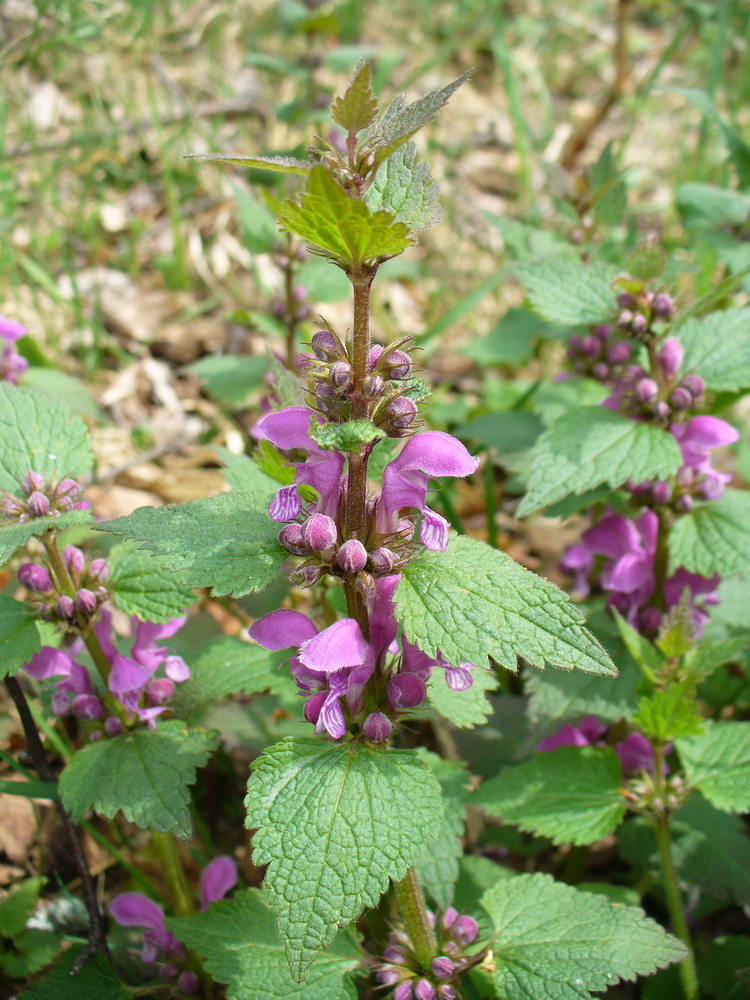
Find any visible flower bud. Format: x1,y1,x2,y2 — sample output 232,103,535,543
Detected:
177,971,199,994
302,513,337,552
337,539,368,574
370,547,398,573
17,563,53,592
314,382,337,400
668,387,692,411
631,313,649,336
367,345,383,371
438,988,458,1000
51,691,71,716
377,967,400,986
397,517,415,541
386,349,412,379
640,607,662,634
606,341,631,364
363,373,384,397
75,589,98,614
676,495,694,513
55,595,76,619
658,337,682,378
652,292,674,319
651,481,672,505
676,465,694,488
303,691,328,724
146,679,175,705
591,362,609,381
104,716,123,737
311,330,337,359
300,564,324,587
394,983,415,1000
580,335,599,358
681,374,704,398
27,491,50,517
387,673,426,710
616,292,635,308
63,545,85,575
441,906,459,930
89,730,101,742
635,378,658,403
383,946,406,963
452,915,479,945
415,980,436,1000
57,478,80,498
653,401,670,421
72,695,104,721
279,523,309,556
617,309,633,329
89,558,109,581
387,396,418,429
432,956,455,980
329,360,352,389
362,712,392,742
21,471,45,495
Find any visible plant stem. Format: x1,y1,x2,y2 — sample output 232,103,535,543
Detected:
152,831,194,918
652,510,670,612
393,867,438,973
483,452,498,549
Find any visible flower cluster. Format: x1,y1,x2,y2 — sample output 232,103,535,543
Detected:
2,470,88,522
0,315,27,384
566,324,633,384
537,714,668,774
377,906,479,999
18,544,109,626
110,856,237,994
615,286,675,339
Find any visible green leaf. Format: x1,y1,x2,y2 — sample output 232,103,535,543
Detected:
698,936,750,1000
677,719,750,812
668,490,750,578
518,407,682,516
1,928,60,977
308,417,385,452
668,87,750,187
331,61,378,134
96,491,286,598
460,308,550,367
688,634,750,678
632,684,704,742
611,609,664,677
677,182,750,231
108,541,195,622
364,141,440,232
233,184,280,254
278,165,411,268
414,751,470,909
171,637,294,723
589,142,627,227
244,738,442,981
183,355,268,407
213,446,279,495
395,534,615,679
513,258,618,325
0,877,45,937
188,152,311,175
674,308,750,392
0,595,41,679
169,890,360,1000
366,72,471,164
17,945,129,1000
475,747,625,846
0,508,93,565
427,665,500,728
455,411,543,457
59,720,218,838
480,871,686,1000
20,367,103,419
0,383,93,494
0,778,57,799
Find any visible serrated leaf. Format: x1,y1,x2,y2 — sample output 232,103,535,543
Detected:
183,355,268,407
2,928,59,977
0,594,41,679
59,720,218,838
0,508,93,564
278,165,411,268
676,182,750,231
108,541,195,623
677,719,750,812
455,410,543,456
0,383,93,494
366,72,470,164
0,877,45,937
309,417,384,452
427,665,500,728
213,446,279,495
513,258,618,325
17,945,129,1000
414,751,470,908
611,609,664,676
188,153,311,175
481,871,686,1000
675,308,750,392
475,747,625,846
395,534,615,680
331,61,378,134
171,637,294,723
364,142,440,231
168,890,361,1000
632,684,703,742
96,491,286,598
518,407,682,516
244,738,442,981
668,490,750,578
688,634,750,678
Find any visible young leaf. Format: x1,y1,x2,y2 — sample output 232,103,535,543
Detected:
668,490,750,578
59,721,218,838
108,542,195,623
0,595,41,679
518,407,682,516
331,61,378,135
277,165,411,269
611,609,664,676
676,719,750,812
675,308,750,393
414,751,470,909
244,737,442,981
96,491,287,598
366,72,471,165
513,258,618,325
632,684,704,743
475,747,625,846
309,418,385,452
0,383,93,494
427,664,500,728
687,634,750,678
480,871,686,1000
364,142,440,232
17,945,129,1000
0,508,93,565
187,153,311,176
168,890,361,1000
395,534,615,679
213,446,279,495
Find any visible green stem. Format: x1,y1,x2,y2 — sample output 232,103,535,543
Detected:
393,867,438,973
652,510,670,612
152,831,194,918
483,452,498,549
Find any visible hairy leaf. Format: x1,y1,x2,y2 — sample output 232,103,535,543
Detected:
59,721,218,838
513,258,618,325
632,684,704,742
364,142,440,231
675,308,750,392
17,945,129,1000
0,595,41,679
480,871,686,1000
669,490,750,578
168,890,361,1000
96,491,286,598
475,747,625,846
414,751,470,908
677,719,750,812
213,446,279,495
244,738,442,981
518,407,682,516
0,508,93,565
188,153,311,175
0,877,46,937
108,542,195,622
427,665,500,728
309,417,385,452
331,61,378,134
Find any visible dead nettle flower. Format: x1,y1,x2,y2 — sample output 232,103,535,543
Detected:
0,314,28,384
2,470,88,522
17,545,109,625
614,284,675,341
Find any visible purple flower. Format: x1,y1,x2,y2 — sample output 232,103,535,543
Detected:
199,856,238,910
537,715,606,753
109,893,182,963
0,315,28,384
615,732,670,774
671,416,738,501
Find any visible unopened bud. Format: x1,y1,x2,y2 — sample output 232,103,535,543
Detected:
653,401,670,421
651,481,672,505
377,968,400,986
387,673,426,710
17,563,53,592
370,547,398,573
681,374,704,398
431,956,455,980
314,382,336,399
146,679,175,705
438,988,458,1000
329,360,352,389
415,980,436,1000
311,330,337,359
397,517,415,541
75,588,98,614
51,691,71,716
631,313,649,336
616,292,635,308
441,906,459,930
606,341,631,364
355,571,376,597
27,491,50,517
303,691,328,724
387,396,418,429
21,471,45,495
337,539,368,573
104,716,123,737
362,712,392,742
72,695,104,721
177,971,199,994
363,373,384,397
640,607,662,634
55,595,75,619
56,478,80,498
591,362,609,381
668,387,692,411
617,309,633,329
279,523,309,556
652,292,674,319
367,345,383,371
63,545,85,575
658,337,682,378
676,465,694,488
302,513,337,552
89,558,109,581
452,915,479,945
636,378,658,403
580,335,599,358
676,495,694,513
394,983,415,1000
386,349,412,379
383,946,406,963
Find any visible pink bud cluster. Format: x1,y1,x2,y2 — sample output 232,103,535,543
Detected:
377,906,480,999
615,287,675,340
2,470,88,522
0,315,28,384
566,325,632,384
18,544,109,625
